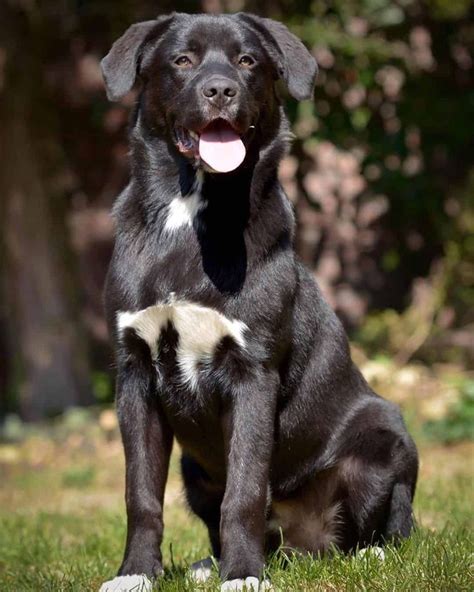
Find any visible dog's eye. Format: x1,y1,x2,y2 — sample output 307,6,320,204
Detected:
238,55,255,67
175,55,192,67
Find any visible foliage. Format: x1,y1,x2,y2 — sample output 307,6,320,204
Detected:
279,0,474,327
92,371,114,403
355,169,473,365
62,465,96,488
424,378,474,443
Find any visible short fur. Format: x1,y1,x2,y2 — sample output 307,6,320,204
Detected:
100,12,418,589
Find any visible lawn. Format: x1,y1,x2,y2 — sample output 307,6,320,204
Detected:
0,360,472,591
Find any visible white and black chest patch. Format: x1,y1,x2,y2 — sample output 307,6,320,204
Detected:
117,300,247,391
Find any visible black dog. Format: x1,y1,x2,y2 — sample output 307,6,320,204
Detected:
99,12,418,592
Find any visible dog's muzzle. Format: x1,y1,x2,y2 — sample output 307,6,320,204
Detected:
174,118,247,173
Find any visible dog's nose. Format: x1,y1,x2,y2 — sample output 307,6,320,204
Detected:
201,77,238,105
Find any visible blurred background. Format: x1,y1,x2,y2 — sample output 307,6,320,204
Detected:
0,0,472,436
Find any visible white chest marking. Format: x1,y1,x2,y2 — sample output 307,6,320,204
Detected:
117,301,247,390
164,193,205,232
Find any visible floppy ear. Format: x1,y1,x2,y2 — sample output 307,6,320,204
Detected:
237,14,318,101
101,16,173,101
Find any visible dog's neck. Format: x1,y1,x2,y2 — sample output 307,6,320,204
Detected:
120,104,295,292
129,104,291,222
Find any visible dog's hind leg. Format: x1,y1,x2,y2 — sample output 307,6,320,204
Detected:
339,400,418,551
353,477,416,563
352,479,415,564
385,481,416,541
382,419,418,543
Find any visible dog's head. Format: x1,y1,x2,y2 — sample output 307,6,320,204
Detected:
102,13,317,173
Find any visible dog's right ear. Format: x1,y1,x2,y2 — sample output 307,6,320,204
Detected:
101,15,173,101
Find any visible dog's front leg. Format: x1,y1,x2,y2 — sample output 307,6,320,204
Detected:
100,363,173,592
219,368,278,590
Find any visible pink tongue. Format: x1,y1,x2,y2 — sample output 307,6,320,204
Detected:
199,123,246,173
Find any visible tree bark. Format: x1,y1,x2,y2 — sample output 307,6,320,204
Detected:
0,5,92,420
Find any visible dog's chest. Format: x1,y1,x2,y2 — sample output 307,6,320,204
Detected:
118,299,247,392
153,190,249,296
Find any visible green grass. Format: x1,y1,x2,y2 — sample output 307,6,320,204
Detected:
0,517,472,591
0,412,472,591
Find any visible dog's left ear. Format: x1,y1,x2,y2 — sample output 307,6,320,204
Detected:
237,14,317,101
101,15,174,101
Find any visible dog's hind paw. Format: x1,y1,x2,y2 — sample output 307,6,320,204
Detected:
189,556,217,582
221,577,273,591
357,546,386,561
98,574,153,592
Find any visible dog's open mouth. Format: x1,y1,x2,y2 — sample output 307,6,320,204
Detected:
174,119,246,173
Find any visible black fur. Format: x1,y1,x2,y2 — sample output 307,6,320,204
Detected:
101,12,418,586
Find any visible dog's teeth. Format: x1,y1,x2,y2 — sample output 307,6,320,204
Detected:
189,131,198,141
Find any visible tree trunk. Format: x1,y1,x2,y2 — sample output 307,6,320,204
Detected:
0,6,92,420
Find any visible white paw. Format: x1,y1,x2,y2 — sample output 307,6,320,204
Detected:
99,574,153,592
189,556,217,582
221,577,273,591
357,546,386,561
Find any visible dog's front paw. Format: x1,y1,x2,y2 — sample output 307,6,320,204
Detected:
98,574,153,592
221,577,273,591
